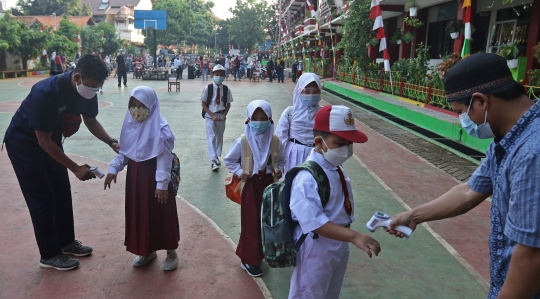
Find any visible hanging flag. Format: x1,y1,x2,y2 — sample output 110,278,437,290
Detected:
369,0,390,72
306,0,317,17
461,0,472,58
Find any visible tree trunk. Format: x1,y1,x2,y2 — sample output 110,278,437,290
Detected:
0,51,6,71
22,57,28,70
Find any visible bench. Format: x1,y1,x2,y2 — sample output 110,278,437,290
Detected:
1,70,29,79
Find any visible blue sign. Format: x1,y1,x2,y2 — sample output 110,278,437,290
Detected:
134,10,167,30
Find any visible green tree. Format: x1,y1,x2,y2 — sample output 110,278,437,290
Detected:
94,22,121,56
143,0,195,51
211,19,230,53
337,0,372,68
82,3,92,17
227,0,273,50
0,14,50,70
46,33,78,57
185,0,215,45
80,26,101,55
58,14,79,42
14,0,83,16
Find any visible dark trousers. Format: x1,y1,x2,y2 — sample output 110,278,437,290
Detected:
277,69,284,83
117,69,127,86
6,139,75,260
268,69,274,82
177,66,183,79
292,69,298,82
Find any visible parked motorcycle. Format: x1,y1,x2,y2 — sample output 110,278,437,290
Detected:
134,61,144,79
259,67,277,80
194,62,201,78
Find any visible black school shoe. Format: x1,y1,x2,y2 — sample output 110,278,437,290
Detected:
62,240,93,257
39,253,80,271
240,262,262,277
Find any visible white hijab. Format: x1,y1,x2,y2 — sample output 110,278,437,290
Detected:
245,100,274,172
119,86,175,162
290,72,321,143
51,52,56,60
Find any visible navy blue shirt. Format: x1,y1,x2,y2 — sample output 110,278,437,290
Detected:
3,71,98,146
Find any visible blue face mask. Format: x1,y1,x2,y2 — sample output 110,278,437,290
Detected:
299,94,321,107
459,99,495,139
213,76,224,85
249,121,270,134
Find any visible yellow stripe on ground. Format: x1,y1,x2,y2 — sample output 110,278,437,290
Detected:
398,97,425,107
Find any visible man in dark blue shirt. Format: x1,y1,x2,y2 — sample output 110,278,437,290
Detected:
3,55,119,271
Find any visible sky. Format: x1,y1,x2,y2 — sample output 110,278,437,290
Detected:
3,0,273,19
212,0,273,20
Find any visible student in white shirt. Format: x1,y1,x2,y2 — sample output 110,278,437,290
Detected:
224,100,286,277
200,64,233,170
275,73,322,175
288,105,381,299
104,86,180,271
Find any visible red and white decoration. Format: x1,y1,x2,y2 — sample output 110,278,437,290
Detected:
369,0,390,72
306,0,317,18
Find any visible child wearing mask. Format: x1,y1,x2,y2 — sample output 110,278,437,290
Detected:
276,73,322,175
224,100,286,277
104,86,180,271
288,105,381,298
200,64,234,170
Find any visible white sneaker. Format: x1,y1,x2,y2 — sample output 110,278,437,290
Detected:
164,252,178,271
215,157,222,165
133,251,157,267
211,163,219,171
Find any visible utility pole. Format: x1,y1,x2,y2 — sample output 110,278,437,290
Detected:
277,0,281,60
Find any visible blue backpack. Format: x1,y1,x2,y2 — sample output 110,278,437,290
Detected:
261,160,330,268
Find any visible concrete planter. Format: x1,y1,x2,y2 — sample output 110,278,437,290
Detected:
409,7,418,16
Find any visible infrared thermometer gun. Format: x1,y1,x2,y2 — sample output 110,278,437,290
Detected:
366,211,413,239
89,166,105,179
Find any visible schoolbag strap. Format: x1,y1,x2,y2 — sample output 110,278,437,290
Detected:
206,83,213,107
304,160,331,207
222,85,228,105
293,233,308,252
270,134,279,171
241,134,253,175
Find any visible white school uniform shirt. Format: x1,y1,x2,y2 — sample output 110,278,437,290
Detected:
108,137,174,190
199,82,234,114
290,150,355,236
224,134,286,178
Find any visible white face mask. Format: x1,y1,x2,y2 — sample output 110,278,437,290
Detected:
76,77,99,99
321,138,353,166
459,99,495,139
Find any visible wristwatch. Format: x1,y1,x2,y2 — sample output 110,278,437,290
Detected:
108,138,118,146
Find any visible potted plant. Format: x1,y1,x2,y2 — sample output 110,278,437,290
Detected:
390,30,403,45
405,0,419,16
498,42,520,69
404,17,424,28
445,19,463,39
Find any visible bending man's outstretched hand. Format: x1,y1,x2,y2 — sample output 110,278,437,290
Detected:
385,211,417,238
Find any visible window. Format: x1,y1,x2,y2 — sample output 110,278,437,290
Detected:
427,20,455,59
98,3,107,10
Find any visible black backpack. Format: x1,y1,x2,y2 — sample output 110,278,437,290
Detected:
201,84,229,118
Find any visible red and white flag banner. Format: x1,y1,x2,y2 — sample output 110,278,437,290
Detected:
369,0,390,71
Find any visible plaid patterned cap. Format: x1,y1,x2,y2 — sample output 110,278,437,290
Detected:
443,53,515,102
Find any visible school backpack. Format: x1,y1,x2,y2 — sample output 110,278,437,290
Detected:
201,84,229,118
224,133,280,204
170,153,181,195
261,160,330,268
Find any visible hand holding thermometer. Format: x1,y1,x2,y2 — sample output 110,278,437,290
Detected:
89,166,105,179
366,211,413,239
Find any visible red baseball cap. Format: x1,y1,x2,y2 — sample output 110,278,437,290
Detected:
314,105,368,143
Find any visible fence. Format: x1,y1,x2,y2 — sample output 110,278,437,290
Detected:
335,68,451,110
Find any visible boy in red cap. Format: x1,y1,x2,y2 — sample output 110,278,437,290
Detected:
288,105,381,299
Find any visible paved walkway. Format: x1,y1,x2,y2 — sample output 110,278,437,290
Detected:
0,73,490,298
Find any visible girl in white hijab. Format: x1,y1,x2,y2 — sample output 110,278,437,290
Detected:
275,73,322,174
104,86,180,271
224,99,286,277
